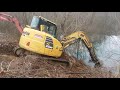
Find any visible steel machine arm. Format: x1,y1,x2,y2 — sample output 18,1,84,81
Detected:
0,13,23,33
61,31,101,67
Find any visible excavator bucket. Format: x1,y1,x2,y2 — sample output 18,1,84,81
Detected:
88,47,102,67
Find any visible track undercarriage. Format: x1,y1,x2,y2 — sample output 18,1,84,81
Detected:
13,45,101,68
13,46,71,65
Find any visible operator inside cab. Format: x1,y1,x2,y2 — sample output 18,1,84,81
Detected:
30,16,57,38
40,25,48,33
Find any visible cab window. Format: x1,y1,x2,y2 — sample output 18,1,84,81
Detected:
48,25,56,38
30,16,40,30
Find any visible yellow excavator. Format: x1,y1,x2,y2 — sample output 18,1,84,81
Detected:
0,13,101,67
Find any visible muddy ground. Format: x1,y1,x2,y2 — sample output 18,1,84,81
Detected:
0,33,114,78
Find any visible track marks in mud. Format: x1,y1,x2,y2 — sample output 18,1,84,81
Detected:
0,42,17,55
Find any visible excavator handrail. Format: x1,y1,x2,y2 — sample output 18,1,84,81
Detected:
0,13,23,34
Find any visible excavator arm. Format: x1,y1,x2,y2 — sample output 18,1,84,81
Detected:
61,31,101,67
0,13,23,34
61,31,92,48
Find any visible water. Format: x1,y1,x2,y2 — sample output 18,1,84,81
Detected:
65,35,120,74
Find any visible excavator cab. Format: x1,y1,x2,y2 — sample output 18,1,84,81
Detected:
19,15,63,57
30,16,57,38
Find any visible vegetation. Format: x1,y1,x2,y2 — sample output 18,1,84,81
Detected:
1,12,120,41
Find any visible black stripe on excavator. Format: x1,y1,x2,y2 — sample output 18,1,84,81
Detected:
46,36,53,43
45,36,53,49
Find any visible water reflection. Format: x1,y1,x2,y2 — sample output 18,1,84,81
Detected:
65,35,120,74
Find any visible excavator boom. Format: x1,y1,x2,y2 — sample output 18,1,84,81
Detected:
61,31,92,48
0,13,23,33
61,31,101,67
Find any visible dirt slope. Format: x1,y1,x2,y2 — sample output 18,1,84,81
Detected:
0,34,114,78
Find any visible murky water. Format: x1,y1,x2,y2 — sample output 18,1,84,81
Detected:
65,35,120,74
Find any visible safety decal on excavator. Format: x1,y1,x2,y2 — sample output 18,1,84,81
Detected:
34,34,43,39
45,36,53,49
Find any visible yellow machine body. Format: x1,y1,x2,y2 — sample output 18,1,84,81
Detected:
19,27,63,57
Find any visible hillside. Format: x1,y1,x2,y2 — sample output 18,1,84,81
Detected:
0,34,114,78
